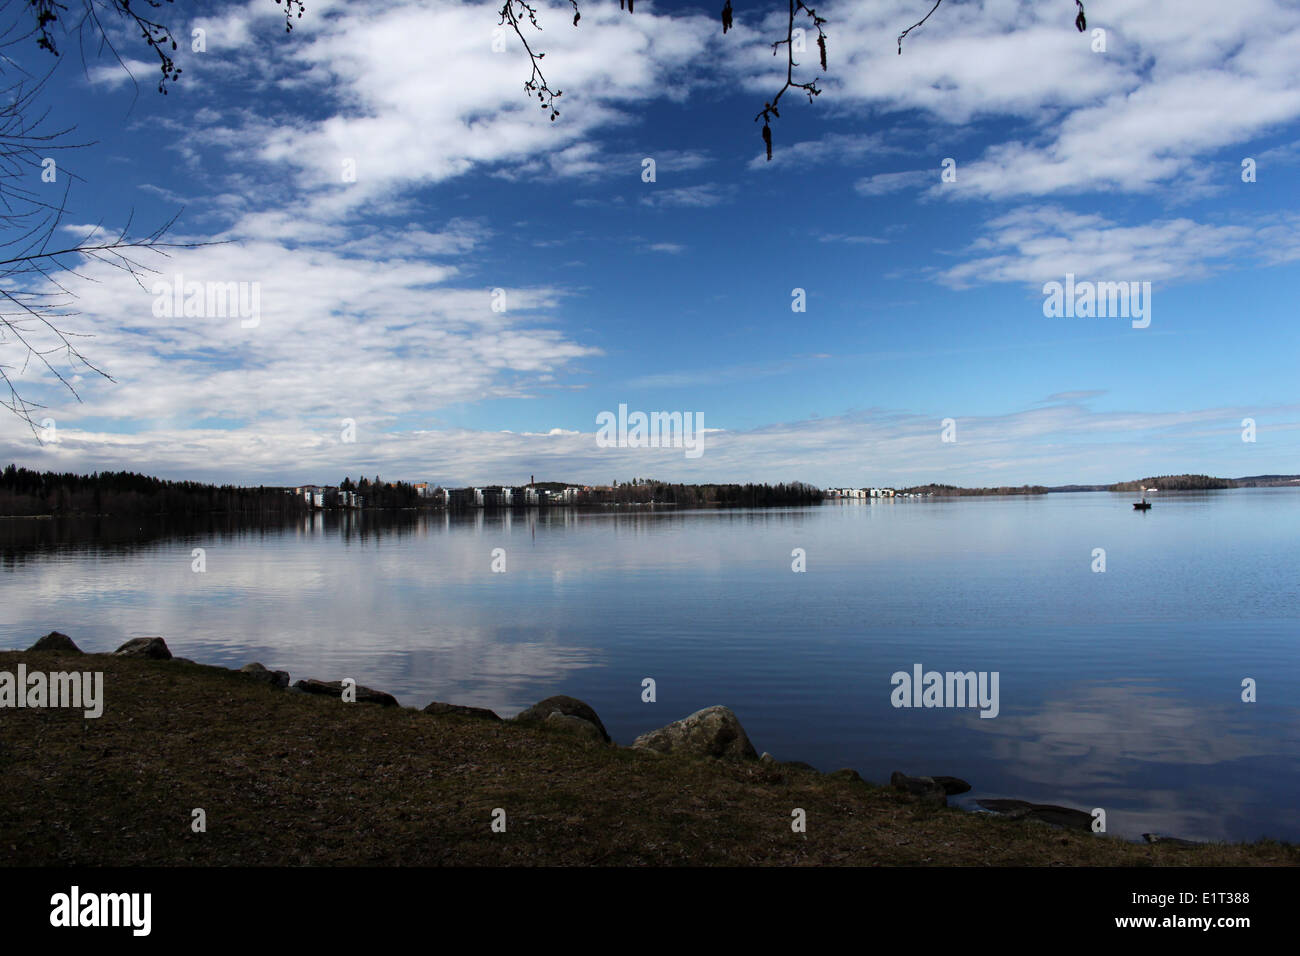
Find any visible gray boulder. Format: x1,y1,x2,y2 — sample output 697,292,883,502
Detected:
423,701,502,721
931,775,972,795
514,695,610,742
28,632,82,654
890,771,948,806
240,662,290,689
293,678,398,707
976,799,1094,831
827,768,865,784
545,712,605,742
632,705,758,760
1142,833,1202,848
113,637,172,660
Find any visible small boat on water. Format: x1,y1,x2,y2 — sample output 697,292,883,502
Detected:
1133,486,1153,510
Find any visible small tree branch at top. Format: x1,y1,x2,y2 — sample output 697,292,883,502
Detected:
753,0,827,161
899,0,1087,54
502,1,1088,161
498,0,579,122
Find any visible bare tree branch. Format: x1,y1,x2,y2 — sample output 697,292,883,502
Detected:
753,1,827,161
899,0,1087,53
503,1,1086,161
0,1,298,434
897,0,943,54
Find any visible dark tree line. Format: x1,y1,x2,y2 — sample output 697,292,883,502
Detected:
899,483,1049,496
0,464,826,514
1109,475,1235,492
338,476,423,509
593,478,822,507
0,463,309,516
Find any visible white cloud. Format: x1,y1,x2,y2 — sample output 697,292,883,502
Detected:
936,204,1300,288
2,229,600,437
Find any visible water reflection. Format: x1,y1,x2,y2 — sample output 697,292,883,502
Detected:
2,489,1298,842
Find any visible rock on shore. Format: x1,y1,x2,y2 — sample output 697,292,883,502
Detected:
423,701,502,721
513,695,610,742
113,637,172,660
891,772,949,806
632,705,758,760
28,632,83,654
240,662,291,689
292,678,398,707
977,799,1094,831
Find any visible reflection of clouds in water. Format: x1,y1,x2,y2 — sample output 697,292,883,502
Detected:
1,552,604,715
970,679,1299,840
150,623,602,717
203,625,603,717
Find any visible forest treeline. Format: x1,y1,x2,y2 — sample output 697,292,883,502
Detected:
898,483,1050,496
0,465,312,517
1108,474,1236,492
0,466,821,516
899,481,1050,496
595,479,822,507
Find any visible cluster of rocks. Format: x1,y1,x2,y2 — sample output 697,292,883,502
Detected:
31,631,176,661
20,631,970,790
890,771,972,808
29,629,1158,838
25,632,402,704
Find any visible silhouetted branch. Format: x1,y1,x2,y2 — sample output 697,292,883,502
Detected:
0,1,297,433
899,0,1087,54
897,0,943,54
503,1,1084,161
498,0,576,121
753,1,827,161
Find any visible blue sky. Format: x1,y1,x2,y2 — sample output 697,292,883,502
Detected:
2,0,1298,487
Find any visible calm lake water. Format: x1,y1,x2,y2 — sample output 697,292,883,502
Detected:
3,488,1298,843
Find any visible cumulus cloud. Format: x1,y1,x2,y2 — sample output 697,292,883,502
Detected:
935,205,1300,288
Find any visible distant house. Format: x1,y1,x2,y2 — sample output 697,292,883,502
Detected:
474,485,512,508
446,488,474,509
825,487,866,499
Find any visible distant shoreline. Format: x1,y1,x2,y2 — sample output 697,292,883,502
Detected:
3,481,1299,521
2,464,1298,521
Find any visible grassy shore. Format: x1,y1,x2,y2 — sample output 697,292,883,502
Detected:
1,650,1295,867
